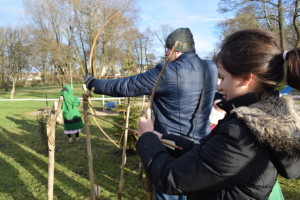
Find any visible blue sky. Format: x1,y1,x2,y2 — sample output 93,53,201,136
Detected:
136,0,232,58
0,0,24,26
0,0,232,58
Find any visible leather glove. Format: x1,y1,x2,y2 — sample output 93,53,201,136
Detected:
84,73,96,90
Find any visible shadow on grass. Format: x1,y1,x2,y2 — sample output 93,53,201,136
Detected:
3,113,147,200
1,116,89,199
0,156,36,200
86,115,147,200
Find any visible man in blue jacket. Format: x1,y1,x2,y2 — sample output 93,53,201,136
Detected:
85,27,218,200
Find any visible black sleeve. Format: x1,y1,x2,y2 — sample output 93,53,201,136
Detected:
136,120,258,195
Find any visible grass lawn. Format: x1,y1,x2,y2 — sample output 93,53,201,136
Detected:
0,84,299,199
0,84,147,200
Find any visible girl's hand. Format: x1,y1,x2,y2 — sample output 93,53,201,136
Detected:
137,108,154,137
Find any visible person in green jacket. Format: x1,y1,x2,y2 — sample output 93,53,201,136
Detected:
60,85,83,143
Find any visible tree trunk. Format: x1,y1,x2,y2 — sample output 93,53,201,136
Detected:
278,0,286,49
9,76,15,99
293,0,300,47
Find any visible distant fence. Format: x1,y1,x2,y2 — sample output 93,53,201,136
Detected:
0,97,125,101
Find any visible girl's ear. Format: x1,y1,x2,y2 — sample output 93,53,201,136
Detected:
242,73,254,87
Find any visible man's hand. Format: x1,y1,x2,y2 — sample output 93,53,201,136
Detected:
84,73,96,90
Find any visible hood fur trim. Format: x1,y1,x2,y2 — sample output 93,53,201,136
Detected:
232,95,300,155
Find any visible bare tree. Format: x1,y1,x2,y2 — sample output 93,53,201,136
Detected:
132,28,154,73
1,26,31,99
0,28,6,86
217,5,261,43
143,27,153,71
24,0,139,83
155,24,174,54
218,0,297,49
287,0,300,47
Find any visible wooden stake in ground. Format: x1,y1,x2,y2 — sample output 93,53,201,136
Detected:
82,85,96,200
47,96,63,200
118,97,131,200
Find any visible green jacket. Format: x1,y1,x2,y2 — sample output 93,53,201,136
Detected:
60,85,83,130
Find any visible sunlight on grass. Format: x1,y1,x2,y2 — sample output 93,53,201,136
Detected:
0,152,44,199
1,85,299,200
0,86,148,200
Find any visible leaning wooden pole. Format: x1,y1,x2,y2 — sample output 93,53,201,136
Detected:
118,98,131,200
144,41,179,200
148,41,178,108
47,96,63,200
82,85,96,200
87,99,120,148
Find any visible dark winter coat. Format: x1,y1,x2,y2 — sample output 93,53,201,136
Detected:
91,52,218,140
136,92,300,200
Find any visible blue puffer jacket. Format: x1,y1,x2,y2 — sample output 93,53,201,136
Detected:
91,52,218,140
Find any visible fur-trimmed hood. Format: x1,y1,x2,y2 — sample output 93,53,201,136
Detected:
232,95,300,155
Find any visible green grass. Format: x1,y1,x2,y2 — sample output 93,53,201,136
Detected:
0,84,148,200
0,84,299,199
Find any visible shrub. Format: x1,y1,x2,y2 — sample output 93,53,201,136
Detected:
114,98,142,152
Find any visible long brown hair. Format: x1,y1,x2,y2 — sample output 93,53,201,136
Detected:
217,29,300,91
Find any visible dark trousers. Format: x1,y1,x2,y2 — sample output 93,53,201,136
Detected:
67,133,79,138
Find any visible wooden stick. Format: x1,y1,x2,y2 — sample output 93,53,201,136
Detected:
87,99,120,148
142,95,146,111
82,85,96,200
91,114,120,148
93,114,137,134
102,94,105,111
95,182,100,200
92,114,183,150
146,178,153,200
118,98,131,200
47,96,63,200
146,42,178,200
161,140,183,150
118,131,125,146
88,10,122,75
148,41,178,108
